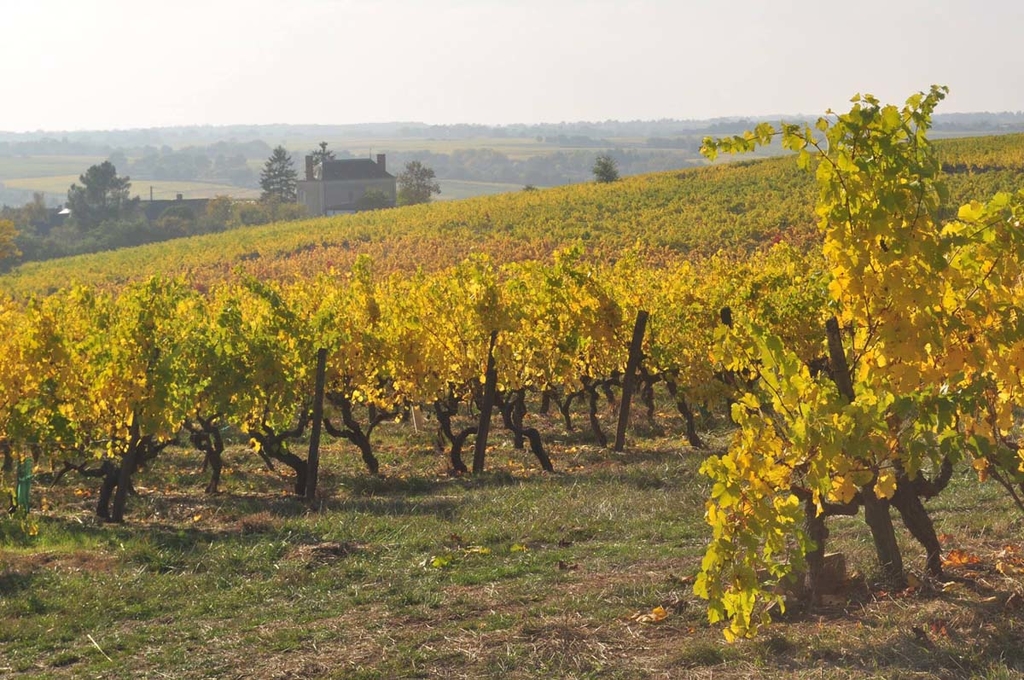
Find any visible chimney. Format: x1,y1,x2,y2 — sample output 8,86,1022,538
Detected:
305,155,315,181
376,153,386,173
176,193,183,201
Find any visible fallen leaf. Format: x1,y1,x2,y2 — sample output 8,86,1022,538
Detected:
943,549,982,567
632,605,669,623
420,553,454,569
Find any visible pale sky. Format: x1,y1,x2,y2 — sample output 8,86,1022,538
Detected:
2,0,1022,132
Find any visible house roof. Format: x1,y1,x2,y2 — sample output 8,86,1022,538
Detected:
321,158,394,181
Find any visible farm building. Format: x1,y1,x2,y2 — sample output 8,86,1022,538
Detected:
297,154,396,216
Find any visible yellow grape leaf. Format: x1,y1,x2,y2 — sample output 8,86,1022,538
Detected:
972,456,990,482
831,476,858,504
874,471,897,499
957,201,985,222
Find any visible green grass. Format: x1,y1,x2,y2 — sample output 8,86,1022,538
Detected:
2,407,1024,678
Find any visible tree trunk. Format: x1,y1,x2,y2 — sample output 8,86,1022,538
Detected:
433,399,472,475
255,432,309,495
614,310,649,452
602,380,619,415
862,493,906,587
555,391,576,432
892,480,943,577
803,500,828,605
449,428,476,475
306,347,328,499
95,461,119,520
353,437,379,476
583,379,607,447
512,392,526,450
539,390,551,416
204,427,225,494
473,330,499,474
324,392,382,476
665,379,704,449
110,447,140,523
640,376,657,426
190,419,225,494
498,391,554,473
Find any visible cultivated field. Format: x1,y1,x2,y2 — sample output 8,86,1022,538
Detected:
3,415,1023,679
2,174,260,201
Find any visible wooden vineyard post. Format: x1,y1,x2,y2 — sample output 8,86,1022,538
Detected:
473,331,499,474
306,348,328,500
614,310,649,452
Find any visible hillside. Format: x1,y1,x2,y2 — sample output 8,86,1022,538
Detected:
3,133,1024,296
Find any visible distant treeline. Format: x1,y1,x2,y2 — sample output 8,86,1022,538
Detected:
1,141,704,205
4,112,1024,148
380,148,703,186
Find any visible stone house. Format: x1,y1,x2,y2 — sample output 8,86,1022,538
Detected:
297,154,396,216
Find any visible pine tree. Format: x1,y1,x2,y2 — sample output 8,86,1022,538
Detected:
66,161,138,230
259,146,298,203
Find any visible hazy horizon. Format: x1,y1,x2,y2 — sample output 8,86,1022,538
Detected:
2,0,1023,133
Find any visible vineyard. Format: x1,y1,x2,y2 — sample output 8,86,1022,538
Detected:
4,89,1024,678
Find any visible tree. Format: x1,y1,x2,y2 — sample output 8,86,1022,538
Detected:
259,146,298,203
66,161,138,230
357,189,393,211
0,220,19,265
311,141,335,167
397,161,441,206
201,195,234,231
592,154,619,183
20,192,49,228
